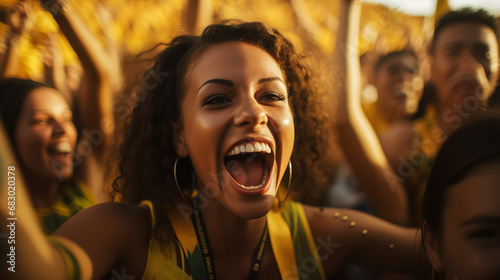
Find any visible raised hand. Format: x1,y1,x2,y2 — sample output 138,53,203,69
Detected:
7,0,33,36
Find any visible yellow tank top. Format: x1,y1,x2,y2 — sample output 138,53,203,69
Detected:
140,200,325,280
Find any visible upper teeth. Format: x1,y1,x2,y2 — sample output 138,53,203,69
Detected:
227,142,271,156
54,142,72,153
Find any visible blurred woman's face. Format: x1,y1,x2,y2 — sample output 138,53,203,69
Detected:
175,42,295,219
14,88,77,181
425,161,500,280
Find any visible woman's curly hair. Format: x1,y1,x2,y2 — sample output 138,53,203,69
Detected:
112,20,332,240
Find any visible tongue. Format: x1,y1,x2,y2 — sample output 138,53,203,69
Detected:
227,158,264,186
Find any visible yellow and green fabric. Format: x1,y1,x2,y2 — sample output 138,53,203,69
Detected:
140,200,325,280
35,178,96,234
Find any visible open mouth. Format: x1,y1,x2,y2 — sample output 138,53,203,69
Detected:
47,142,73,164
224,142,274,190
47,142,72,155
451,75,481,94
455,81,480,94
393,91,408,100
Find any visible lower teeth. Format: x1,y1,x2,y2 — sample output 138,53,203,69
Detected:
241,167,269,190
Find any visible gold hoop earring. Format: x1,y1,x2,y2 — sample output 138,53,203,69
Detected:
174,157,188,200
278,161,292,206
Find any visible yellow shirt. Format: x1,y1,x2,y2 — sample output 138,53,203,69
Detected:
140,200,326,280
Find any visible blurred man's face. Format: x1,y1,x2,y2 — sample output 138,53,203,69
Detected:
430,22,499,113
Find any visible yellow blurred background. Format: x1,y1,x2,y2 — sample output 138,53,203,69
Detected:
0,0,438,80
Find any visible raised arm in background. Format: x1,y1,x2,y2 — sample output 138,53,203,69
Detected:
41,32,73,102
41,0,116,202
333,0,408,224
185,0,213,35
0,0,32,78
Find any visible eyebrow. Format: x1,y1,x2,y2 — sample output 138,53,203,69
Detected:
443,40,491,50
197,79,234,92
460,216,500,227
197,77,286,93
387,63,416,73
30,109,72,116
258,77,286,85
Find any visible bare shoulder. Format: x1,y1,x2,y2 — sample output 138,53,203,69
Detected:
55,202,151,236
53,202,152,279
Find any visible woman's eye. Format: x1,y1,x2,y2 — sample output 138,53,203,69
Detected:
260,92,287,102
469,228,500,240
203,95,231,106
32,118,48,125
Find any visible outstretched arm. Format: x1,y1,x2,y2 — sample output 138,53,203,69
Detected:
333,0,408,224
41,0,115,201
305,205,430,278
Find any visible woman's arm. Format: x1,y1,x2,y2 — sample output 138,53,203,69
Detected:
41,0,115,201
304,205,430,277
333,0,408,224
95,2,123,95
185,0,213,35
289,0,321,38
42,32,72,103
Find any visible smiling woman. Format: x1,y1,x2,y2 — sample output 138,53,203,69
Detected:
0,78,96,235
174,41,294,219
0,0,115,236
113,20,330,222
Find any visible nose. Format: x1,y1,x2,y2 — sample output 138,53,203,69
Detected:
394,71,412,86
459,50,483,72
234,96,268,129
393,65,415,82
51,118,67,137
